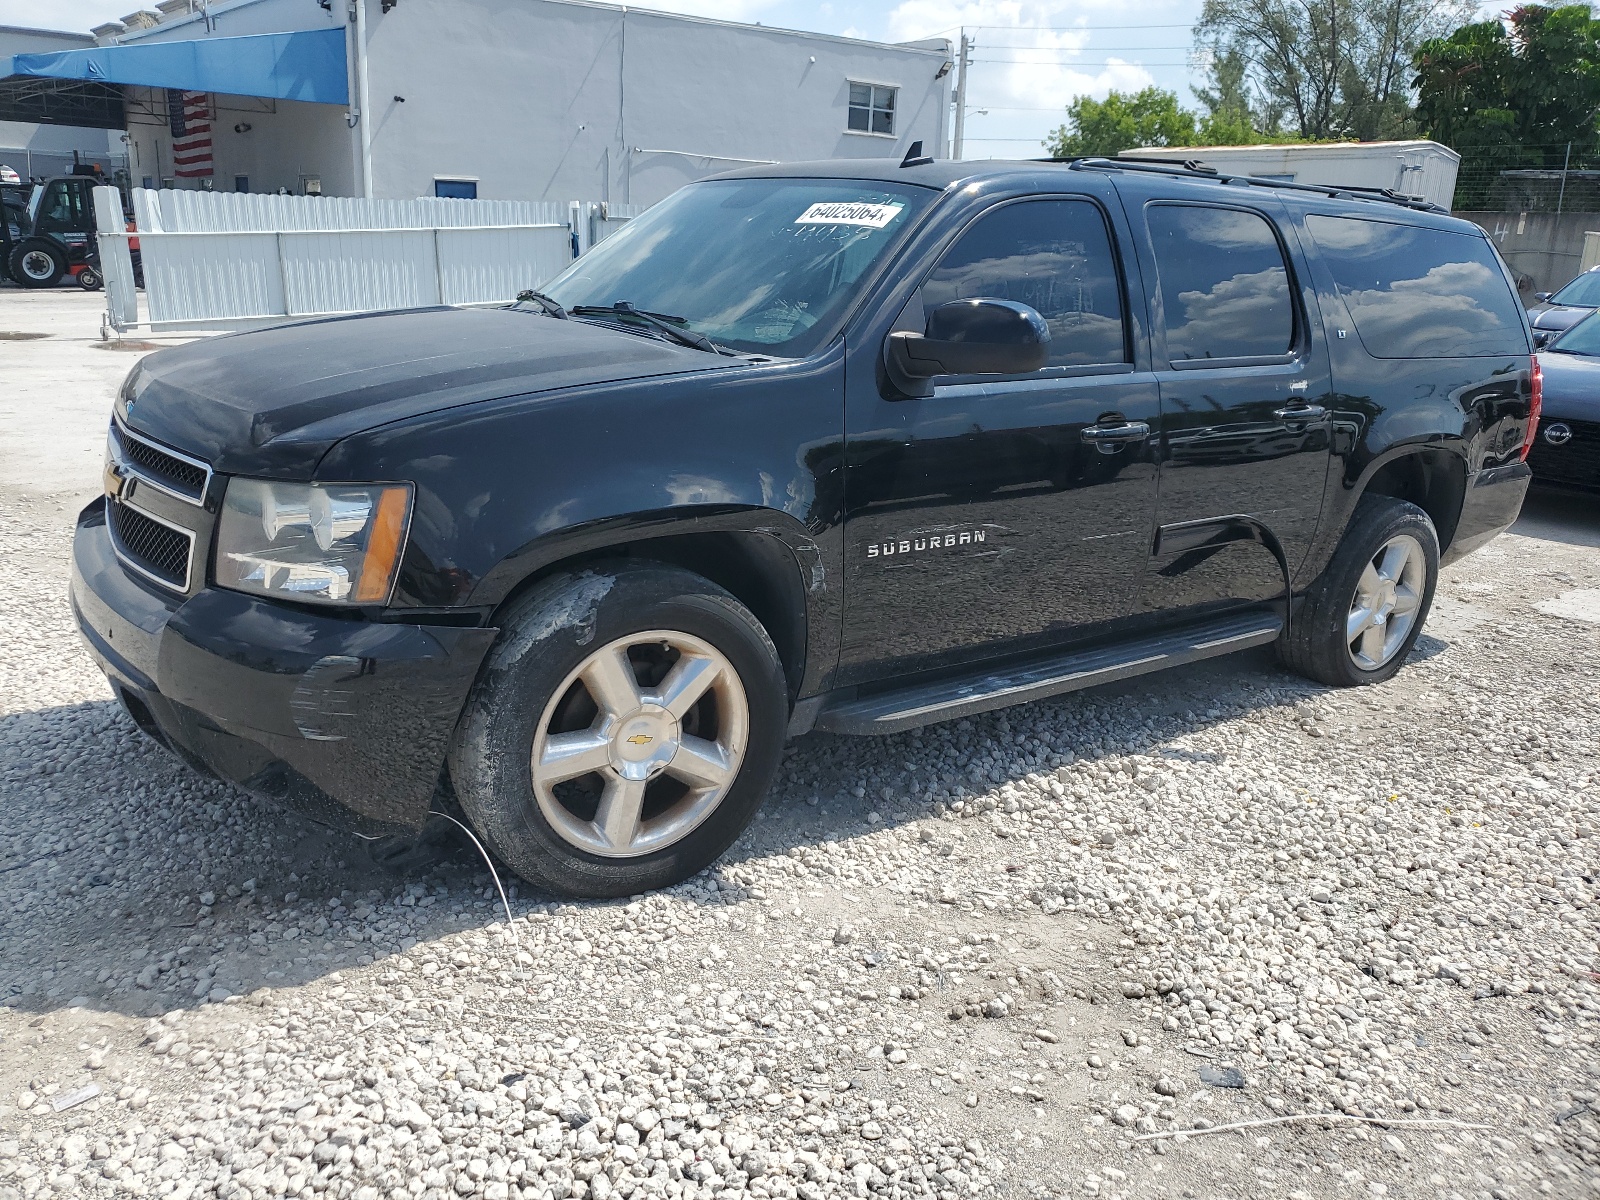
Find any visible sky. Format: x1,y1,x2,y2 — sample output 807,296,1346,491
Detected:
2,0,1217,158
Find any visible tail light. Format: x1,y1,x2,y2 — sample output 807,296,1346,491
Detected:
1522,354,1542,461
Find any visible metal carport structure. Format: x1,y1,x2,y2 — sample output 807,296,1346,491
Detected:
0,28,349,110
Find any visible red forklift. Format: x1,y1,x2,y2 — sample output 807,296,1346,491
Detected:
0,168,141,290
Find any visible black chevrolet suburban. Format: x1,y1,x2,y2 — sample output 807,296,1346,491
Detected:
72,157,1538,896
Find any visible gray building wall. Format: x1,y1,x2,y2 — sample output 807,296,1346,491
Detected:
103,0,950,204
364,0,949,204
1459,209,1600,297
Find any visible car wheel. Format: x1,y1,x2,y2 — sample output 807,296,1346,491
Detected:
449,563,788,898
8,240,65,288
1278,494,1439,688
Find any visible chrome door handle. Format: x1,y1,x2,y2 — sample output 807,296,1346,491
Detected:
1273,403,1327,423
1081,420,1151,444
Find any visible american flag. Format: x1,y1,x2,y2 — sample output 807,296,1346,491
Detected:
167,89,213,179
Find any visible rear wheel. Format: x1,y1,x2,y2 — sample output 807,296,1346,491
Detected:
77,265,102,291
449,564,787,897
8,240,65,288
1278,494,1439,687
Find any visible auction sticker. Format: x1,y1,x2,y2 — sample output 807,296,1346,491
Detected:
795,202,905,228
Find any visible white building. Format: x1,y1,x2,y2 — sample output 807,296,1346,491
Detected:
1120,141,1461,210
5,0,951,204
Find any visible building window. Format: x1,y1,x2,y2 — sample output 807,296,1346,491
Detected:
435,178,478,199
234,176,249,193
848,83,896,135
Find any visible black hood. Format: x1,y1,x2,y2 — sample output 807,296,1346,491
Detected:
1537,349,1600,421
1528,303,1594,333
118,306,731,476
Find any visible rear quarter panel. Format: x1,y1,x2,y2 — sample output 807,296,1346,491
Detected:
1282,199,1533,578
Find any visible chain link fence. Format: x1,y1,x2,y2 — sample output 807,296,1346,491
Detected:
1452,144,1600,213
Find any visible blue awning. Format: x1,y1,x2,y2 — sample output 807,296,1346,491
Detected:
0,28,348,105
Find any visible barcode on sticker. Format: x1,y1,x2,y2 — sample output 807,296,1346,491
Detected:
795,202,904,228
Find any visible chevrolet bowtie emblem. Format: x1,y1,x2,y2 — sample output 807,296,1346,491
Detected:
626,734,654,746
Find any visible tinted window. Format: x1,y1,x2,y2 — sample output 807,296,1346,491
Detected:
922,199,1127,367
1307,215,1527,358
1148,204,1295,362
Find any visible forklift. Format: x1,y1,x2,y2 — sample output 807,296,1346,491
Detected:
0,169,141,290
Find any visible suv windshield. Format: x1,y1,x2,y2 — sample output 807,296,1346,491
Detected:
540,178,934,357
1550,271,1600,306
1550,310,1600,355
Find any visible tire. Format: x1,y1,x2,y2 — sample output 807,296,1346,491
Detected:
448,563,788,898
77,265,102,291
1278,494,1439,688
8,240,65,288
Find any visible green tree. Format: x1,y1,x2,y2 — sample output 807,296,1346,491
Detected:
1044,87,1198,158
1414,5,1600,205
1193,45,1271,142
1196,0,1470,140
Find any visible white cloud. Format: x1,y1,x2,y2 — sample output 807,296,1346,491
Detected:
884,0,1157,154
630,0,785,20
0,1,127,31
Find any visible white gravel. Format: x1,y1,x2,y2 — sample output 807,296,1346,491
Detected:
1,291,1597,1200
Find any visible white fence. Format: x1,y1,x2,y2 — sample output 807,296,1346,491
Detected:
94,190,651,335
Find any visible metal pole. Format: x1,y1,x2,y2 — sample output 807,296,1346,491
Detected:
952,32,971,161
1558,141,1571,216
353,0,374,199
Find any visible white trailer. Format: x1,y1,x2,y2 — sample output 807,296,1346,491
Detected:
1118,140,1460,210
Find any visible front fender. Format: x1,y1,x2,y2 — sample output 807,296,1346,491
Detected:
316,346,848,694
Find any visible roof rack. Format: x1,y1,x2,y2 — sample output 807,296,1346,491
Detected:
1031,154,1445,214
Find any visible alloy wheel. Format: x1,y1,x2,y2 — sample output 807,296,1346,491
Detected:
1346,533,1426,671
529,630,749,858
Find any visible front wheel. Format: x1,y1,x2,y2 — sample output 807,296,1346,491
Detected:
449,564,788,897
8,240,65,288
1278,494,1439,688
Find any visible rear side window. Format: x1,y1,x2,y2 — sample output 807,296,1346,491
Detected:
1305,215,1527,358
1147,204,1295,362
922,198,1127,367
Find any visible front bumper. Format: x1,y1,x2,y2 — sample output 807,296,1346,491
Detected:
1441,461,1533,566
70,498,498,834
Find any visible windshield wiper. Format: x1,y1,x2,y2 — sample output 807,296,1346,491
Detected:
514,290,568,319
570,301,733,355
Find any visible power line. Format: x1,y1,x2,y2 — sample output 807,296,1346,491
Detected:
971,46,1195,52
968,22,1196,29
972,59,1195,66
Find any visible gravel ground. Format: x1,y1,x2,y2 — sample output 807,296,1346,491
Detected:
2,291,1598,1200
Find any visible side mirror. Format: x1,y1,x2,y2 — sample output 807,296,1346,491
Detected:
1534,292,1554,303
1533,329,1552,349
885,298,1050,397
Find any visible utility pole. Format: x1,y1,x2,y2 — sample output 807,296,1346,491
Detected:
352,0,373,198
952,31,971,161
1558,141,1572,216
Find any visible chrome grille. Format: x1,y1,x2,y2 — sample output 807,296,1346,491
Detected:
113,421,211,505
108,501,194,591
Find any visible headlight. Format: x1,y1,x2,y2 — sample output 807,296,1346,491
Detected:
215,479,413,605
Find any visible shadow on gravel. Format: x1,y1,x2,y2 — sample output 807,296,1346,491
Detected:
1513,488,1600,549
0,636,1430,1022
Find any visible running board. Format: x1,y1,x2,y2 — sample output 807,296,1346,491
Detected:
814,610,1283,736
